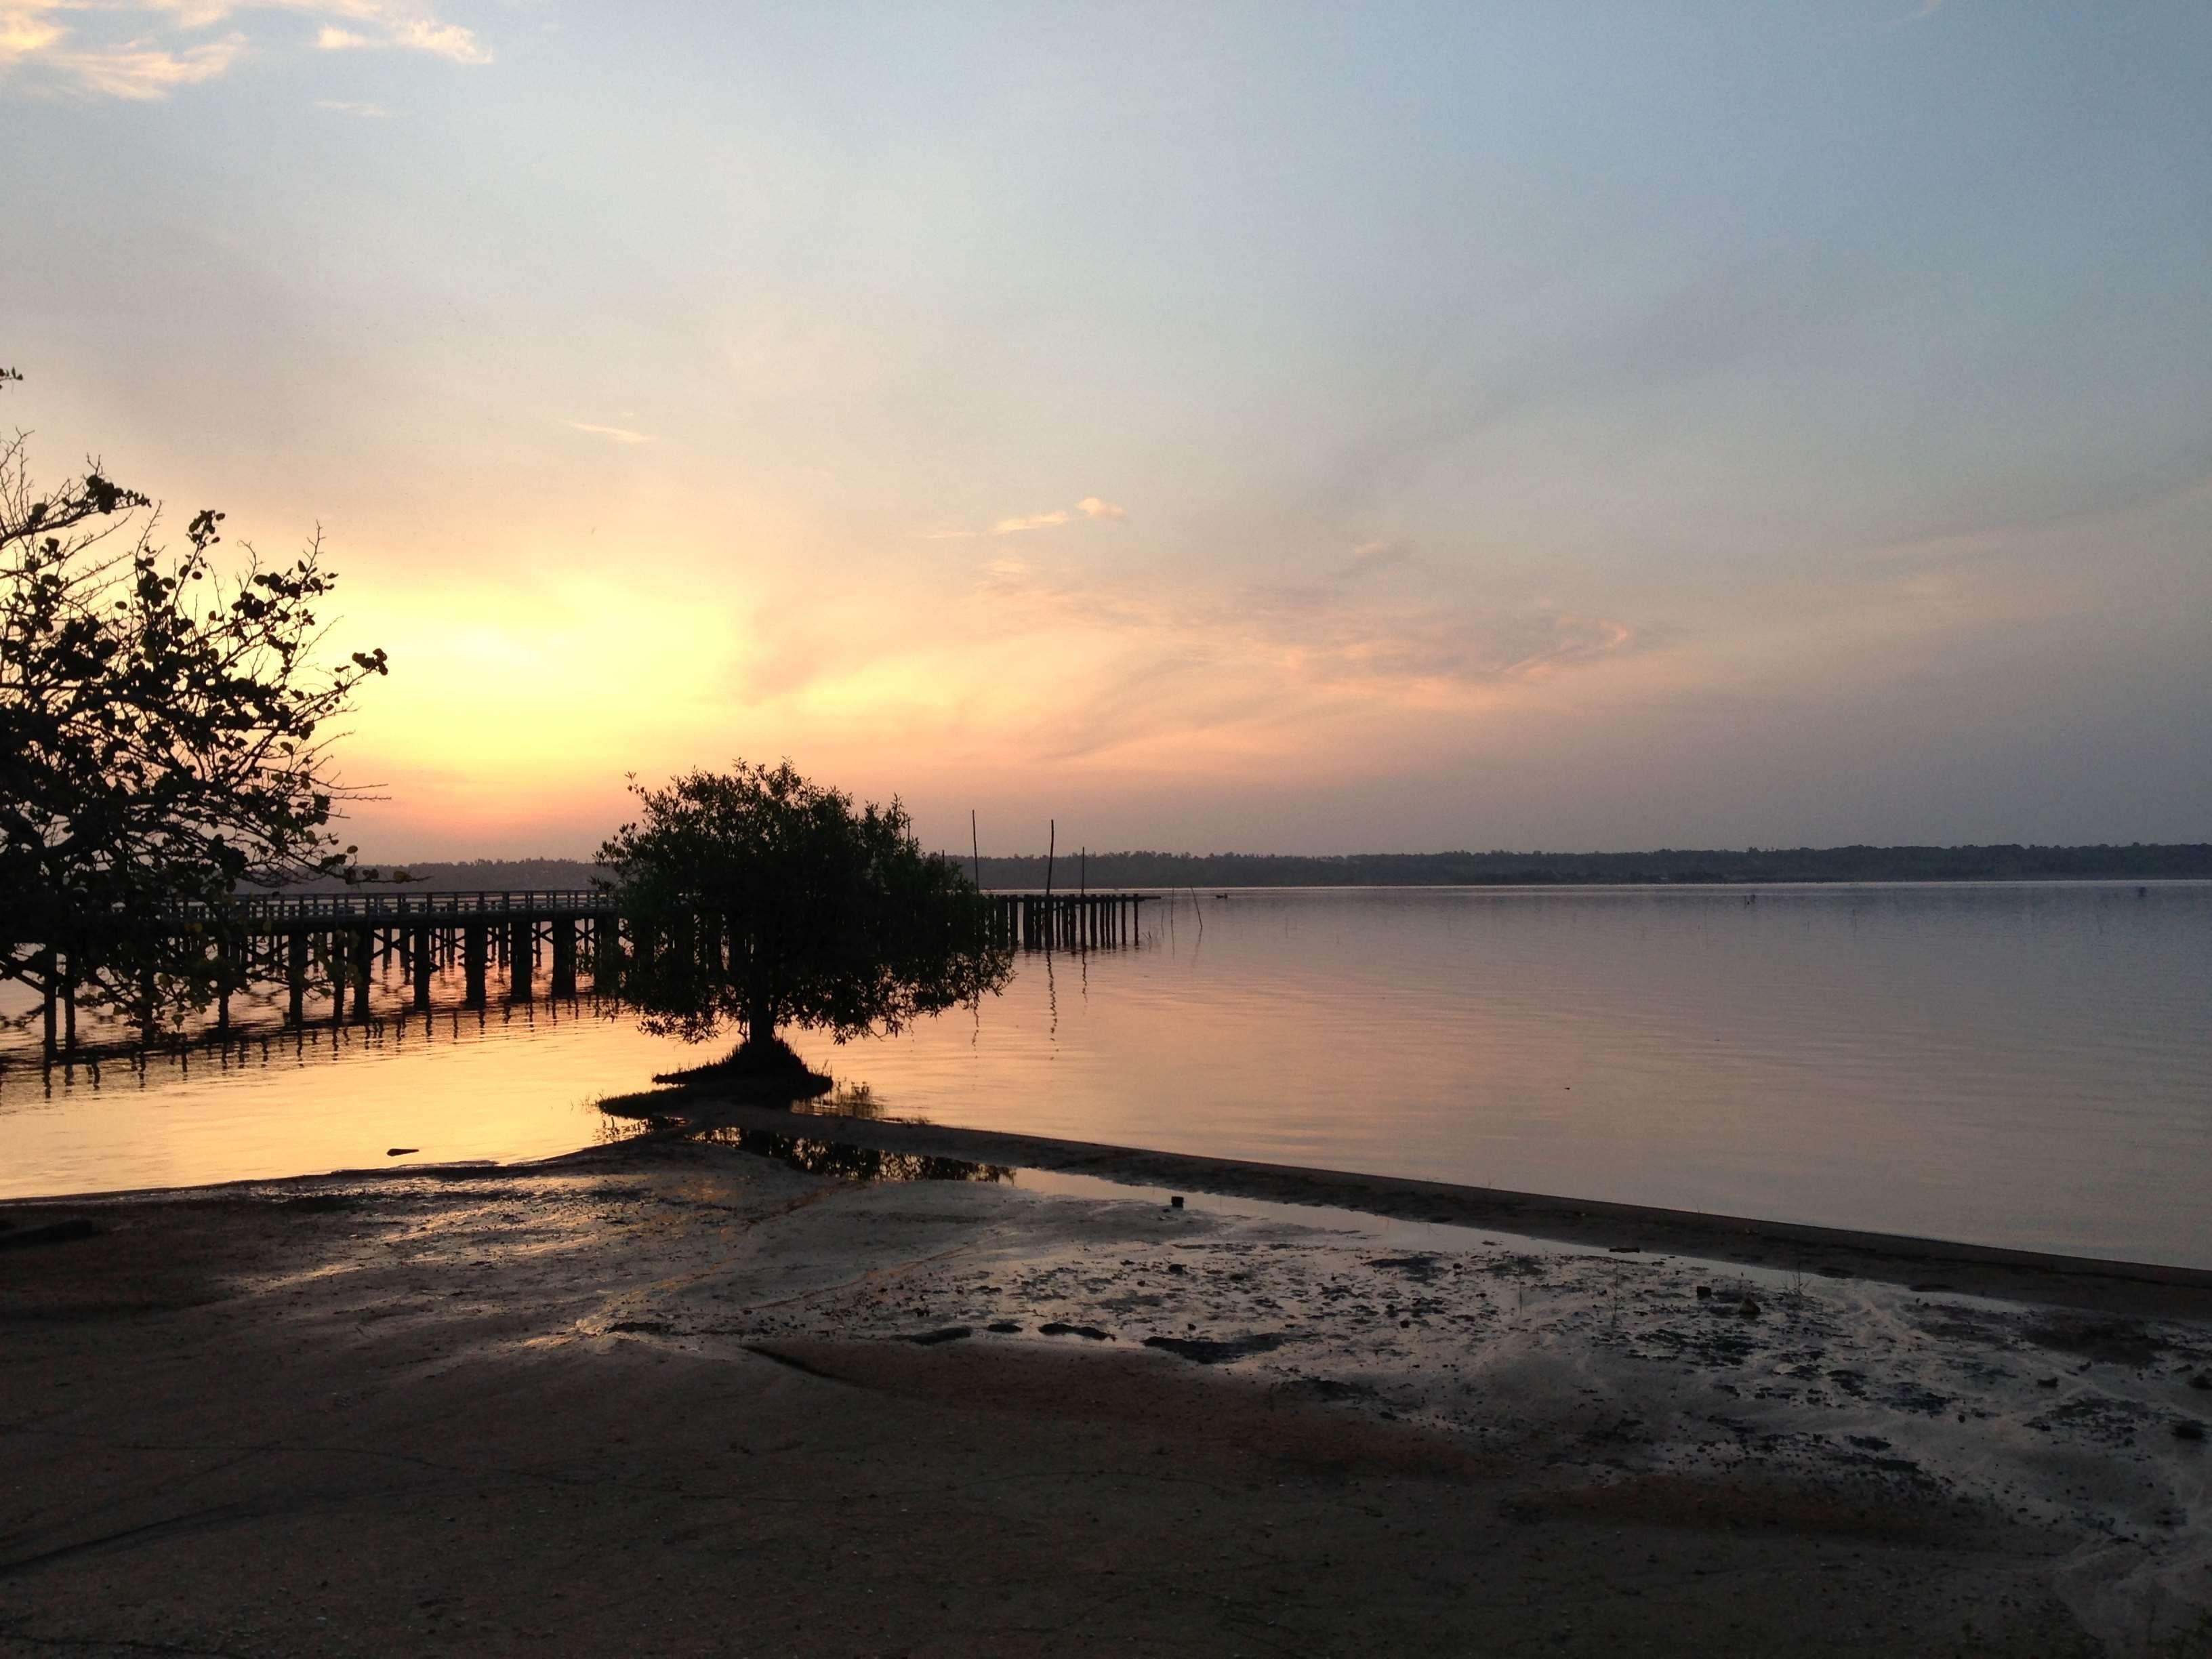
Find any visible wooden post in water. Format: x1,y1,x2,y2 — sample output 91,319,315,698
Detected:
350,924,373,1023
411,926,433,1010
594,913,621,992
281,931,303,1027
464,922,488,1007
39,949,58,1063
509,917,533,1000
551,916,577,998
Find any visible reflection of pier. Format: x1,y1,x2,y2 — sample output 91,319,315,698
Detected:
181,890,619,1027
14,886,1151,1060
985,893,1150,952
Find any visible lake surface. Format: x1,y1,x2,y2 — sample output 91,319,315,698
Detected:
4,884,2207,1266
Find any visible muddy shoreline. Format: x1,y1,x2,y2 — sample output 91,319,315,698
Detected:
640,1090,2212,1317
19,1090,2212,1319
5,1117,2209,1655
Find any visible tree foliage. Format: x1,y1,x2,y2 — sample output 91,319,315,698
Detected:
597,761,1012,1066
0,367,388,1049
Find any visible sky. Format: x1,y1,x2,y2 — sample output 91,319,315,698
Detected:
3,1,2209,858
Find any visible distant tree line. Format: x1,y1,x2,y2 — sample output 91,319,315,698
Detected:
965,844,2212,887
318,842,2212,894
283,857,614,892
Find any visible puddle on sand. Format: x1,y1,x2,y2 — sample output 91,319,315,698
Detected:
1010,1165,1593,1258
688,1124,1013,1186
670,1119,1923,1300
686,1119,1612,1265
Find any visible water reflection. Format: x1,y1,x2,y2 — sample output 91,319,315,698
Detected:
0,941,628,1073
5,884,2209,1267
688,1126,1011,1185
1,975,691,1195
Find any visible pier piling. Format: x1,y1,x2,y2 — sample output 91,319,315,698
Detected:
350,925,373,1023
464,922,488,1007
508,918,533,1001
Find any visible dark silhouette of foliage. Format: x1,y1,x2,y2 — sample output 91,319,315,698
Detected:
596,761,1012,1069
0,369,388,1054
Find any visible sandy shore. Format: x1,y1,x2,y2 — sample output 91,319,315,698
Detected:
4,1108,2209,1656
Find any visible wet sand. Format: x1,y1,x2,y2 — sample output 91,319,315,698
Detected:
4,1112,2209,1656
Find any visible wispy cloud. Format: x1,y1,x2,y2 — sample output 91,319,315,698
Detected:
926,496,1130,540
991,509,1071,535
308,8,487,62
0,9,66,60
564,420,655,445
964,554,1639,761
9,27,248,99
314,94,388,115
1,0,489,98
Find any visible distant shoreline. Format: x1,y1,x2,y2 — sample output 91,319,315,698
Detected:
283,842,2212,892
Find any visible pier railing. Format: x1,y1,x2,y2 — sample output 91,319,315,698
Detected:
207,889,613,925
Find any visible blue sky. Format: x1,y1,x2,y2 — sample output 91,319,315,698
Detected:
5,1,2208,854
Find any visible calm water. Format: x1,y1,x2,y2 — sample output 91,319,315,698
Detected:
4,884,2207,1266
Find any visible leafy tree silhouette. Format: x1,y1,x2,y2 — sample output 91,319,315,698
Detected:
598,760,1012,1083
1,367,388,1057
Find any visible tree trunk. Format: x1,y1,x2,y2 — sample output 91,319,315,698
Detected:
747,989,776,1051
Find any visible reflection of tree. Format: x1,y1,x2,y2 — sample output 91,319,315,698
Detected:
811,1080,885,1120
695,1126,1010,1185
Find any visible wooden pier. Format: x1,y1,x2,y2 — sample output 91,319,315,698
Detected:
8,898,1159,1066
983,891,1151,952
158,890,621,1027
11,888,1153,1058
